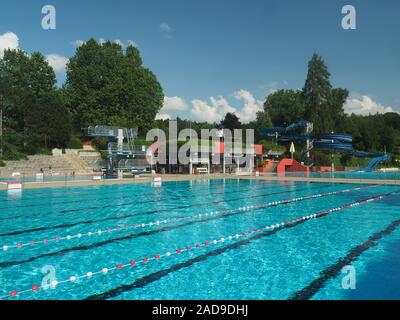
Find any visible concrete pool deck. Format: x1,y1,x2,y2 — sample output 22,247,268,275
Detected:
1,173,400,190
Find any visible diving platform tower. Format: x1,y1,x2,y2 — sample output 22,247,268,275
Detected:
87,125,148,176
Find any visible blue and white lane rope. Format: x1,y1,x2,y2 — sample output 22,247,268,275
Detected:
0,188,393,300
1,185,377,252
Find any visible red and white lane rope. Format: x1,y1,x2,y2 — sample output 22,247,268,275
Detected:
0,189,392,300
1,185,376,252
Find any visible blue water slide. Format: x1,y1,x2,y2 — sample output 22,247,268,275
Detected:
262,120,310,136
315,133,353,144
357,154,390,172
312,134,390,171
262,122,390,172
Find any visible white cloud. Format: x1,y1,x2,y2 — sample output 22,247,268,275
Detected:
0,32,19,58
258,81,279,95
210,96,236,115
156,113,171,120
127,40,138,48
73,38,138,49
344,94,395,115
258,80,289,96
114,39,125,48
159,23,172,38
156,96,188,120
112,39,138,49
188,90,262,123
46,54,69,72
191,99,222,123
162,96,187,111
233,90,264,122
0,32,68,74
72,40,84,48
159,23,172,33
156,91,263,124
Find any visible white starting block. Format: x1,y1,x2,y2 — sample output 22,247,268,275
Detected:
117,171,123,179
255,171,260,177
92,175,102,181
36,173,44,181
7,181,22,190
196,168,208,174
153,176,162,182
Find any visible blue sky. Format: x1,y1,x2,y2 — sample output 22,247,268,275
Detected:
0,0,399,122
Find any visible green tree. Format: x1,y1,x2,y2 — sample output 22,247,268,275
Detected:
381,126,399,155
302,53,333,133
65,39,164,134
0,49,70,155
342,114,362,148
358,117,381,151
328,88,349,131
220,112,241,130
264,89,305,127
251,110,272,142
25,90,72,151
383,112,400,130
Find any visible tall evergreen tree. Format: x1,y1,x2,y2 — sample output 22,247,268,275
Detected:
302,53,332,133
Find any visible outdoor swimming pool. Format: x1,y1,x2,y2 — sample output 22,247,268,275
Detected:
0,179,399,300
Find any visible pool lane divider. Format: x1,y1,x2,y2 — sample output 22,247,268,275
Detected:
0,181,318,223
0,178,263,203
0,178,239,202
1,187,395,300
1,185,376,252
88,203,400,301
0,180,284,212
0,184,334,237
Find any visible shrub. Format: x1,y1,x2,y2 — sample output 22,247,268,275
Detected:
258,158,266,168
92,137,109,151
312,150,332,166
36,148,53,155
67,136,83,149
258,139,286,152
99,150,109,160
3,143,28,161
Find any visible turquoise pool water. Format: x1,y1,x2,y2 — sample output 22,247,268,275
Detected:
0,175,116,183
1,170,400,184
261,171,400,180
0,179,399,300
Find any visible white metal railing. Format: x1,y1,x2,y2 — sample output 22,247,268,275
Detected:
88,126,138,139
108,142,146,154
